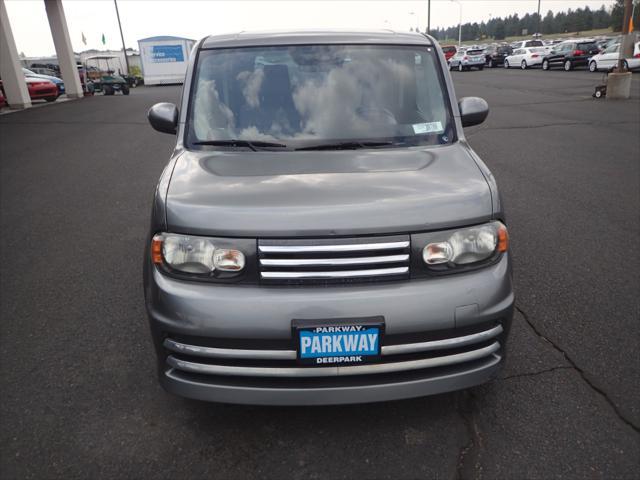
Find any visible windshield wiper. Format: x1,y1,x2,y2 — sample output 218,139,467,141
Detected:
295,141,393,151
192,139,287,151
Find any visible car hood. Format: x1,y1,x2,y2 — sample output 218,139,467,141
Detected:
27,74,62,84
165,144,493,237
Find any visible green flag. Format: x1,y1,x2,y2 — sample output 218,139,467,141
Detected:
101,33,106,45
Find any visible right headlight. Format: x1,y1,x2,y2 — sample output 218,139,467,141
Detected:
420,221,508,269
151,233,245,275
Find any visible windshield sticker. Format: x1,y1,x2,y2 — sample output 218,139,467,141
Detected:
413,122,443,134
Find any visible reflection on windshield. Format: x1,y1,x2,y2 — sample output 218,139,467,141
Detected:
190,45,452,147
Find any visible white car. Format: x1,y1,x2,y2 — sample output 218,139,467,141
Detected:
504,47,546,69
588,42,640,72
511,39,544,50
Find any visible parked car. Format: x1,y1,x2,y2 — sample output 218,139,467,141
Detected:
449,48,485,71
25,77,58,102
542,40,600,71
442,45,457,61
1,77,58,103
511,39,544,50
29,67,58,77
588,42,640,72
0,87,6,108
22,68,64,96
504,47,546,69
484,44,513,67
143,30,512,406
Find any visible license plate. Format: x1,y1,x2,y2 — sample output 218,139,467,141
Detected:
293,317,384,365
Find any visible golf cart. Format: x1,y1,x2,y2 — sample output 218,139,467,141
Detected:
84,55,130,95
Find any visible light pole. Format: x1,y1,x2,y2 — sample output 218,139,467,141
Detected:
450,0,462,46
114,0,129,75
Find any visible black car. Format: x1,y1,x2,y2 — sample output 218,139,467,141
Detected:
484,45,513,68
542,41,600,71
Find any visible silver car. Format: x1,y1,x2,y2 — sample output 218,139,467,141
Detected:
144,30,513,405
448,48,486,71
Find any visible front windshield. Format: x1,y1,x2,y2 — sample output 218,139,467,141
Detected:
188,44,454,149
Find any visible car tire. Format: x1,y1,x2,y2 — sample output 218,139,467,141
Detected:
542,59,550,70
521,60,527,70
103,85,113,95
122,85,130,95
504,60,509,69
449,63,453,71
589,61,597,72
44,96,57,102
595,90,603,98
564,59,573,71
458,63,464,72
478,65,484,71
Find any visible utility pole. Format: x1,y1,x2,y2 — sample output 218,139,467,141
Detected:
114,0,129,75
617,0,633,71
427,0,431,35
537,0,541,34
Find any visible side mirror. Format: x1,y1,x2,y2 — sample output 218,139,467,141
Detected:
458,96,489,127
147,102,178,134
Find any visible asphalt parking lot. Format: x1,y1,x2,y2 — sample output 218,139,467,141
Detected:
1,69,639,479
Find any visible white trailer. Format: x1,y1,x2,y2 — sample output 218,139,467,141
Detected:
137,36,196,85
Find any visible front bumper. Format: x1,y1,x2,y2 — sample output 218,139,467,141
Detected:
145,254,514,405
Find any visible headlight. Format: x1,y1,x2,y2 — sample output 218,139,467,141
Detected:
151,233,245,274
422,221,508,267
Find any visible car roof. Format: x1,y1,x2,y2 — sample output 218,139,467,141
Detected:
201,30,433,49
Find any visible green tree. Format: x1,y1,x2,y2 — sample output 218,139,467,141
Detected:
494,20,506,40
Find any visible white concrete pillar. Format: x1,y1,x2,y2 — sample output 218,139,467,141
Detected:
0,0,31,109
44,0,83,98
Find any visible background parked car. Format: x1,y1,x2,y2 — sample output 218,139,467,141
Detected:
442,45,457,61
0,77,58,104
542,40,600,71
449,48,485,71
22,68,64,96
504,47,546,69
484,44,513,67
25,77,58,102
0,87,5,108
588,42,640,72
511,39,544,49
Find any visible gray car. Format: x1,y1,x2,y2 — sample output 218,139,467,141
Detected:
144,30,513,406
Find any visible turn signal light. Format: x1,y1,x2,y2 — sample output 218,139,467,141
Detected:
498,224,509,253
151,235,163,264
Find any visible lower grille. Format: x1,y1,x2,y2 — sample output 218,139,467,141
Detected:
163,324,504,383
258,235,410,285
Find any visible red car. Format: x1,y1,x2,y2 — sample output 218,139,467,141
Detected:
0,88,5,108
442,45,457,61
26,77,58,102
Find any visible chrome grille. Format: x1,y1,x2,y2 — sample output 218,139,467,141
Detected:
258,236,410,284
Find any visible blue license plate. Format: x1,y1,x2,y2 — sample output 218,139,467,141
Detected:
294,318,383,365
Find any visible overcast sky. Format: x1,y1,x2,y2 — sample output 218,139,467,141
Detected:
5,0,618,57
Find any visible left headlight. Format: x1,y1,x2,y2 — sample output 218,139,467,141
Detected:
151,233,245,275
418,221,508,269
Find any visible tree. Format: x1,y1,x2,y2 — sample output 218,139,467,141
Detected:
494,20,506,40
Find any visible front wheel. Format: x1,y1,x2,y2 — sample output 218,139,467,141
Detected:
542,59,550,70
122,85,130,95
564,59,573,71
103,85,114,95
44,96,57,102
589,61,597,72
478,65,484,71
521,60,527,70
504,60,509,69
